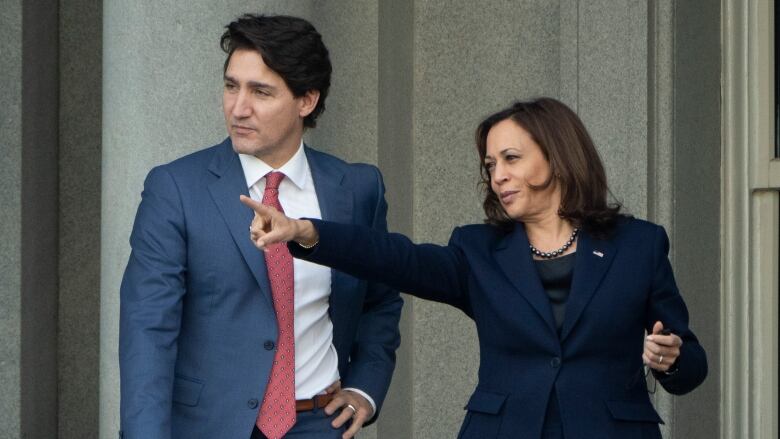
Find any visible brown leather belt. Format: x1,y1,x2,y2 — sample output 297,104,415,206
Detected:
295,393,333,412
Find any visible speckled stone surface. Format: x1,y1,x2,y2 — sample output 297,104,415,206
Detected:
307,5,385,437
20,1,60,435
0,2,22,438
576,0,648,219
374,1,414,438
97,1,723,438
58,0,103,437
412,1,560,437
306,2,379,167
98,2,384,438
668,2,721,438
558,0,579,111
647,2,676,437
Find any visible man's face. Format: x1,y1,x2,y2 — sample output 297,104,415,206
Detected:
223,49,318,167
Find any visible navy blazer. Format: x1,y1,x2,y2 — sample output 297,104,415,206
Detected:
292,217,707,439
119,139,402,439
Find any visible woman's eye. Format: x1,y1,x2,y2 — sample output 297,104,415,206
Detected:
485,163,495,172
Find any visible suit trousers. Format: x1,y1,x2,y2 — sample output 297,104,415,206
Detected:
250,409,346,439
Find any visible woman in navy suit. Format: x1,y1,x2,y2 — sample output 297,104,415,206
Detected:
241,97,707,439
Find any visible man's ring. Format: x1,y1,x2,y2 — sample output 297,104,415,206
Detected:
658,355,664,365
346,404,357,415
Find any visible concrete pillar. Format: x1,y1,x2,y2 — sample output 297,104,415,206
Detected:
648,1,677,435
0,1,60,438
668,1,721,437
98,2,722,438
307,2,379,165
58,0,103,436
0,1,24,437
571,0,649,217
375,1,415,438
410,1,561,436
97,2,388,437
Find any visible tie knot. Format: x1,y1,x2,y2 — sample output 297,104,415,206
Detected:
265,172,285,190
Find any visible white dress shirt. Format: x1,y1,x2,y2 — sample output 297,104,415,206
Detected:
239,142,376,412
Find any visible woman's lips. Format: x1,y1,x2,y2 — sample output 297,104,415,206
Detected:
500,190,519,203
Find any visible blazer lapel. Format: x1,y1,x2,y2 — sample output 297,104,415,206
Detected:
206,141,274,311
559,230,616,342
494,224,558,337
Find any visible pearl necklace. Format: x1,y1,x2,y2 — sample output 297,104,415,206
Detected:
529,227,579,259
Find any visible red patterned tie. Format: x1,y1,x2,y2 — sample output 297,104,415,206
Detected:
256,171,296,438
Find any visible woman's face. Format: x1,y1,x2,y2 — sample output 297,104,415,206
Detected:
484,118,561,222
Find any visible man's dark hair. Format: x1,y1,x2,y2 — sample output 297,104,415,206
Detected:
221,14,332,128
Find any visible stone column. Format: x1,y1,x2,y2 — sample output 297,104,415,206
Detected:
0,1,60,438
58,0,103,437
409,1,561,436
668,1,721,437
98,2,722,438
0,2,24,436
97,2,391,437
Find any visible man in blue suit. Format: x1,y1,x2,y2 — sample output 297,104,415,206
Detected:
119,14,402,439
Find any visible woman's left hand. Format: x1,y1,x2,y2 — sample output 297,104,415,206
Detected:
643,321,683,372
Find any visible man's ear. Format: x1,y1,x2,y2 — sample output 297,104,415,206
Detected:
298,89,321,118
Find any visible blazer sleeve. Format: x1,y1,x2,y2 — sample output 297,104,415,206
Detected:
119,166,187,439
646,225,708,394
289,214,470,313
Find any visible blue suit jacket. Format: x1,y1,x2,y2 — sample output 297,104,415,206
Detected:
119,139,402,439
292,217,707,439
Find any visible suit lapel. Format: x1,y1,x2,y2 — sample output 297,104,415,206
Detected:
559,230,616,342
305,147,356,323
305,147,354,224
494,224,558,336
206,141,274,311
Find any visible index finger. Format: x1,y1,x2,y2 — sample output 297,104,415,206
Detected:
239,195,274,215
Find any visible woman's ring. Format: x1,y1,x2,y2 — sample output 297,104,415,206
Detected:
658,355,664,365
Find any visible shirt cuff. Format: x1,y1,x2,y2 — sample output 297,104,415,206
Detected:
342,387,376,416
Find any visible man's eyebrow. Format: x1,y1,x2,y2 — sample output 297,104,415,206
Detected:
222,75,275,91
247,81,275,90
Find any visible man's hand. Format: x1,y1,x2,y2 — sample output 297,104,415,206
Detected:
240,195,318,250
643,321,683,372
324,387,374,439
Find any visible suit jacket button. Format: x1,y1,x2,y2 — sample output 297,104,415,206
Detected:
551,357,561,368
264,340,275,350
248,398,259,409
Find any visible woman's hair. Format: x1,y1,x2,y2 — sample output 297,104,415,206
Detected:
475,97,625,236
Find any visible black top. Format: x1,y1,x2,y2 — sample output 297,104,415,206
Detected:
534,252,576,439
533,252,575,335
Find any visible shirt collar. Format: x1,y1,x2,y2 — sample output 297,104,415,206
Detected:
238,141,308,190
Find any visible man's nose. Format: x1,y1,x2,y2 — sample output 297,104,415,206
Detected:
232,91,252,118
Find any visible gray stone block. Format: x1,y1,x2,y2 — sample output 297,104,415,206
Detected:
0,1,23,437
